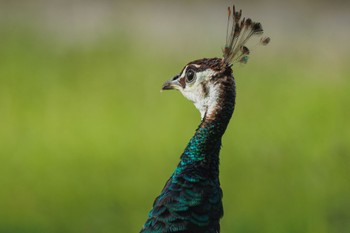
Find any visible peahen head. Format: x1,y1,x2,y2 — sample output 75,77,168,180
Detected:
161,6,270,120
162,57,232,120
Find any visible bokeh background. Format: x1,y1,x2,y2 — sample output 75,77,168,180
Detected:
1,0,349,232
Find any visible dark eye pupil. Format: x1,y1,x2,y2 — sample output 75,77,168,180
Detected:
187,70,194,82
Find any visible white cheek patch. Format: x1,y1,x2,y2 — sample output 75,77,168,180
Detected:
195,69,216,83
179,68,219,119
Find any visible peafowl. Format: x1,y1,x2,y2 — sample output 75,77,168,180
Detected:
140,5,269,233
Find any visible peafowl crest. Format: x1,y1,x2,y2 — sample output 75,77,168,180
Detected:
141,5,269,233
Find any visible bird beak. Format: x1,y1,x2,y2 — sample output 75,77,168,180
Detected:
161,75,182,91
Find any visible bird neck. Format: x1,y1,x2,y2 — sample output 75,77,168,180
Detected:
180,76,236,177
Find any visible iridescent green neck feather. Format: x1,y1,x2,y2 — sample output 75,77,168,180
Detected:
179,74,236,177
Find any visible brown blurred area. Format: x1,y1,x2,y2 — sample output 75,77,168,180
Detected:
1,0,349,55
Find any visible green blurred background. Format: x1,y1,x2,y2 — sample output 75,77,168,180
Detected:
0,0,349,232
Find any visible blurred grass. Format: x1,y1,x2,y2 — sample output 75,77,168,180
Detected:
0,23,349,233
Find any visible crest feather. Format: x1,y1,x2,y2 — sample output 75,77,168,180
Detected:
223,5,270,65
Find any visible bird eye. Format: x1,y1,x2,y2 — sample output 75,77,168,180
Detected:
185,69,196,84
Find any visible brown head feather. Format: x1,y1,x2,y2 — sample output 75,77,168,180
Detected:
223,5,270,65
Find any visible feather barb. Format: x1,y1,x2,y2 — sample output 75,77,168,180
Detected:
223,5,270,65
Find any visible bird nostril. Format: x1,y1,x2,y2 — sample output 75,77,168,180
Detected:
172,75,179,81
